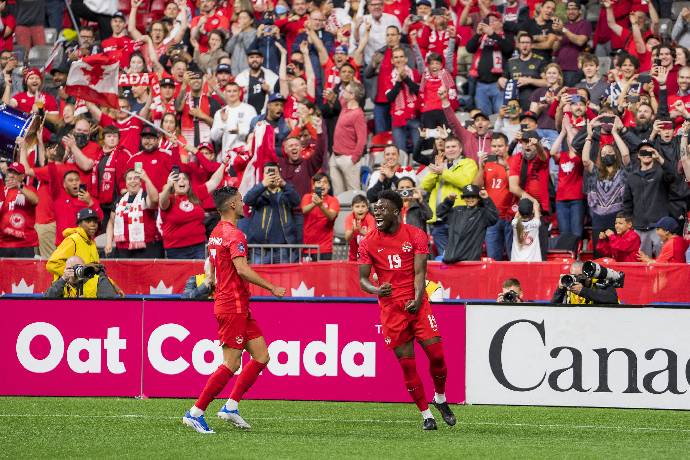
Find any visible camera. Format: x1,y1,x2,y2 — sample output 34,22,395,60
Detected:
486,154,498,163
398,189,413,198
600,116,614,134
503,290,519,303
73,264,99,280
409,14,422,22
314,186,323,197
582,261,625,288
561,274,579,288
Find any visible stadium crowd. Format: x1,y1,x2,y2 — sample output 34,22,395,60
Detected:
0,0,689,271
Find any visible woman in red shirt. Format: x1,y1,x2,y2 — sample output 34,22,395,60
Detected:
105,168,162,258
159,158,228,259
301,173,340,260
550,129,584,239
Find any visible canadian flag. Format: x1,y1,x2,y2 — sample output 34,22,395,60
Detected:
65,53,120,110
238,120,278,196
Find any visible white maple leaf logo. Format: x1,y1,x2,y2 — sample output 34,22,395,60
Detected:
12,278,34,294
291,281,315,297
149,280,173,295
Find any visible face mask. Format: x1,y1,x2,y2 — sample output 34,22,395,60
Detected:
74,133,89,149
602,154,616,166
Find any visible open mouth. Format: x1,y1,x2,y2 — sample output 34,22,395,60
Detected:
375,218,385,228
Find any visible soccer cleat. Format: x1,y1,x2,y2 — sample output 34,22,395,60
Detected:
217,405,251,429
182,411,215,434
431,400,457,426
422,417,438,430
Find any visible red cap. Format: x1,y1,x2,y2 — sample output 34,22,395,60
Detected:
24,67,42,83
7,162,25,175
198,142,215,153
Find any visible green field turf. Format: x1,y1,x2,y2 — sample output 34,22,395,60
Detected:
2,397,690,459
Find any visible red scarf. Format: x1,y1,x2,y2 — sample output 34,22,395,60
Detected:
92,148,122,205
181,90,211,130
469,33,504,79
389,67,419,127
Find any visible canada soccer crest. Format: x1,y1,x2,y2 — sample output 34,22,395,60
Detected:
385,336,392,345
179,200,194,212
235,335,244,344
10,213,25,229
401,241,412,253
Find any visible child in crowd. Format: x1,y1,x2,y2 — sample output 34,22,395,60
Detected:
344,194,375,262
638,217,688,264
511,198,541,262
596,213,641,262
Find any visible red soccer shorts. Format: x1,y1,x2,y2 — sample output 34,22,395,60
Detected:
216,312,263,350
379,298,441,350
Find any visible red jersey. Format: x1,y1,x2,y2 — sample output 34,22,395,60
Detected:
301,194,340,253
100,113,144,155
508,153,550,213
208,220,251,315
358,223,429,307
345,212,375,261
0,186,38,248
127,149,174,191
11,91,58,114
191,11,230,53
0,14,15,51
556,152,584,201
33,163,78,224
159,185,209,249
483,161,515,220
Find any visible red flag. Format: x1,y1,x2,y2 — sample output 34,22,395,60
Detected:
65,53,120,110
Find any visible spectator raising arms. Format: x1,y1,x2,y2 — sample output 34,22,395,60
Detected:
301,173,340,260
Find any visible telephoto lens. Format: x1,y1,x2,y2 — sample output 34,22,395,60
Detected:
561,274,577,288
73,265,97,280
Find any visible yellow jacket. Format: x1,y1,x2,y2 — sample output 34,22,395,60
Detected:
62,275,100,298
421,157,478,223
46,227,100,279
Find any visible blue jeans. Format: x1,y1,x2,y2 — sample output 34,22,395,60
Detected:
373,103,391,133
556,200,585,238
485,218,513,261
474,81,502,116
165,243,206,260
45,0,65,30
392,118,421,155
431,223,449,257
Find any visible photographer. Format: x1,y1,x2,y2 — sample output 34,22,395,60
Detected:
302,173,339,260
497,278,524,303
551,261,620,305
397,177,432,232
182,258,215,300
44,256,118,299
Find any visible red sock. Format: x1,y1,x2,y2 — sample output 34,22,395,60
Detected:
398,357,429,411
194,364,234,411
423,342,447,395
229,359,267,402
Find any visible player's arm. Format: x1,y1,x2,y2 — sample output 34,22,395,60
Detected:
405,253,427,313
359,264,392,296
232,256,286,297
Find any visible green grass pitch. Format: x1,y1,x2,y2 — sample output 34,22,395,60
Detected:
2,397,690,459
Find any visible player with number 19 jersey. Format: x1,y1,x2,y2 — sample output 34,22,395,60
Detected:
208,220,251,315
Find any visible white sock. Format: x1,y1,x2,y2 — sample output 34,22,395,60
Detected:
421,409,433,420
434,393,446,404
189,406,204,417
225,398,239,411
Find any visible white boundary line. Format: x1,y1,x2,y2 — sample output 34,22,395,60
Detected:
1,414,690,433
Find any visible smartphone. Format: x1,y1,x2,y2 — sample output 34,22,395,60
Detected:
600,116,615,124
625,95,640,103
265,25,273,33
409,14,422,23
638,74,652,84
520,123,529,131
660,121,674,130
314,186,324,197
654,58,662,67
134,161,143,173
566,88,578,96
571,95,582,104
486,154,498,163
79,184,87,192
171,165,180,176
426,128,440,137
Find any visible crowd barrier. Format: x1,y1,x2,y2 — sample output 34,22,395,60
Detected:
2,259,690,304
4,299,690,410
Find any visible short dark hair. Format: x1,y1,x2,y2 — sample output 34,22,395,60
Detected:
377,190,403,211
397,176,416,187
263,161,279,170
213,186,240,212
312,172,328,183
492,132,508,144
426,52,443,64
352,194,369,206
579,52,599,67
102,125,120,136
615,212,633,223
502,278,521,289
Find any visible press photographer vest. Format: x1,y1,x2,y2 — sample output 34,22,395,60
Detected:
62,275,100,298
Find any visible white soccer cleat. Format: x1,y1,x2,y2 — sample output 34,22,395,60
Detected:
217,405,252,429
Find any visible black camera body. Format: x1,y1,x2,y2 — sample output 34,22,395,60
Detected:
73,264,99,281
314,186,323,197
502,290,519,303
399,189,413,198
561,274,584,288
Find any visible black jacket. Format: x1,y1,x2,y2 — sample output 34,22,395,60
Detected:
551,284,620,305
44,276,118,299
465,33,514,83
437,197,498,263
623,162,676,230
404,199,433,233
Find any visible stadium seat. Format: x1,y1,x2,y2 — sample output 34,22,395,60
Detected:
333,209,350,239
658,18,672,38
27,45,55,68
336,190,365,207
94,233,108,249
369,131,393,154
546,250,575,263
585,2,600,22
44,28,58,45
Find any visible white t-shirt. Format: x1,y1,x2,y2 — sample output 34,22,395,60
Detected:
510,217,541,262
210,103,258,156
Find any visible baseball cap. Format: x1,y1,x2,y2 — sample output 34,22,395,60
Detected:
268,93,287,103
417,0,432,6
461,184,481,198
7,162,25,175
141,125,159,137
50,62,70,75
518,198,534,216
112,11,126,20
652,216,679,233
159,77,176,87
246,48,263,57
275,4,289,14
471,110,490,121
635,139,654,155
197,142,215,153
520,111,538,121
334,45,348,55
77,208,99,223
216,63,232,74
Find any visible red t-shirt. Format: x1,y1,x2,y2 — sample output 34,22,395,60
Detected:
159,185,209,249
358,223,429,308
208,220,251,315
0,186,38,248
555,152,584,201
33,163,79,224
657,235,689,263
127,149,174,192
508,153,550,213
301,194,340,253
383,0,410,25
190,11,230,53
0,14,16,51
345,212,375,261
100,113,144,156
49,171,104,246
11,91,58,114
101,35,135,68
483,161,515,220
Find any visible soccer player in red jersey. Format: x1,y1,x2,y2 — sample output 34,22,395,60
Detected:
183,186,286,434
358,190,456,430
